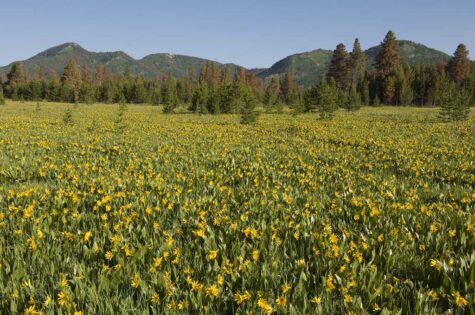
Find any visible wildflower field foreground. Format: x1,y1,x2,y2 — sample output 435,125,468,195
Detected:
0,102,474,314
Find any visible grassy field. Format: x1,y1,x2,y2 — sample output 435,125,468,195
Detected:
0,101,474,314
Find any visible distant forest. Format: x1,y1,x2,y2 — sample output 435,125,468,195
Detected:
1,31,474,115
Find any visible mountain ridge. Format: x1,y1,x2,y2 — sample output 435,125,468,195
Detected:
257,40,451,86
0,40,453,86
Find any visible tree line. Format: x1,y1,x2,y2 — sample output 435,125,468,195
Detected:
301,31,474,121
0,31,473,121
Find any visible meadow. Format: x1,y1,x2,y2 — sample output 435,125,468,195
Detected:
0,102,473,314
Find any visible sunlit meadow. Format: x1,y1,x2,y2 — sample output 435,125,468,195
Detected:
0,102,473,314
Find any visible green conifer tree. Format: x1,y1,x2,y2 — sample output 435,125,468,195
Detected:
375,31,401,78
0,88,5,105
327,43,350,90
349,39,366,86
395,67,413,105
447,44,471,83
438,81,471,122
345,85,361,111
375,31,401,104
317,78,339,119
280,69,297,105
263,76,280,111
5,62,27,100
61,59,82,103
240,90,259,124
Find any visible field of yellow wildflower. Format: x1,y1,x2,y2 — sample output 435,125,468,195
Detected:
0,102,474,314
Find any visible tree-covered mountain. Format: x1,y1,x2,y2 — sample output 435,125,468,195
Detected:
0,40,452,87
256,41,451,86
365,40,450,69
140,53,240,78
0,43,241,79
0,43,147,78
254,49,333,88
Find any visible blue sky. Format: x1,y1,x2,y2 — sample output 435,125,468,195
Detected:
1,0,474,68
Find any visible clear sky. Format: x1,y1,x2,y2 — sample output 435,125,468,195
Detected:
1,0,474,68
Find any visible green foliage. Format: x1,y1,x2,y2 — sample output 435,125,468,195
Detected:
349,38,366,86
373,95,381,106
115,100,128,132
447,44,471,83
317,78,339,119
263,76,280,110
395,66,413,105
6,62,27,85
0,89,5,105
327,43,350,90
61,59,82,103
292,95,306,116
438,81,471,122
207,86,220,114
62,105,74,124
240,91,259,124
256,40,450,88
359,80,370,105
79,83,96,104
190,83,208,114
280,69,298,105
345,85,361,111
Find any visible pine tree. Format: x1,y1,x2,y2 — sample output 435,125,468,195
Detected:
430,63,449,106
79,83,97,104
375,31,401,78
349,38,366,86
6,62,27,85
303,86,318,112
207,85,221,114
30,80,43,100
95,65,109,85
263,76,280,110
47,70,61,102
240,90,259,124
373,95,381,106
132,76,149,103
0,88,5,105
438,81,470,122
161,74,177,110
35,67,45,81
230,76,245,113
468,62,475,105
395,66,413,105
412,64,428,106
375,31,401,104
383,76,396,104
359,80,370,105
292,94,305,116
280,69,297,105
447,44,471,83
61,59,82,102
123,64,131,81
5,62,27,100
191,83,208,114
218,84,233,113
345,85,361,111
317,78,339,119
62,105,74,125
327,43,350,90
